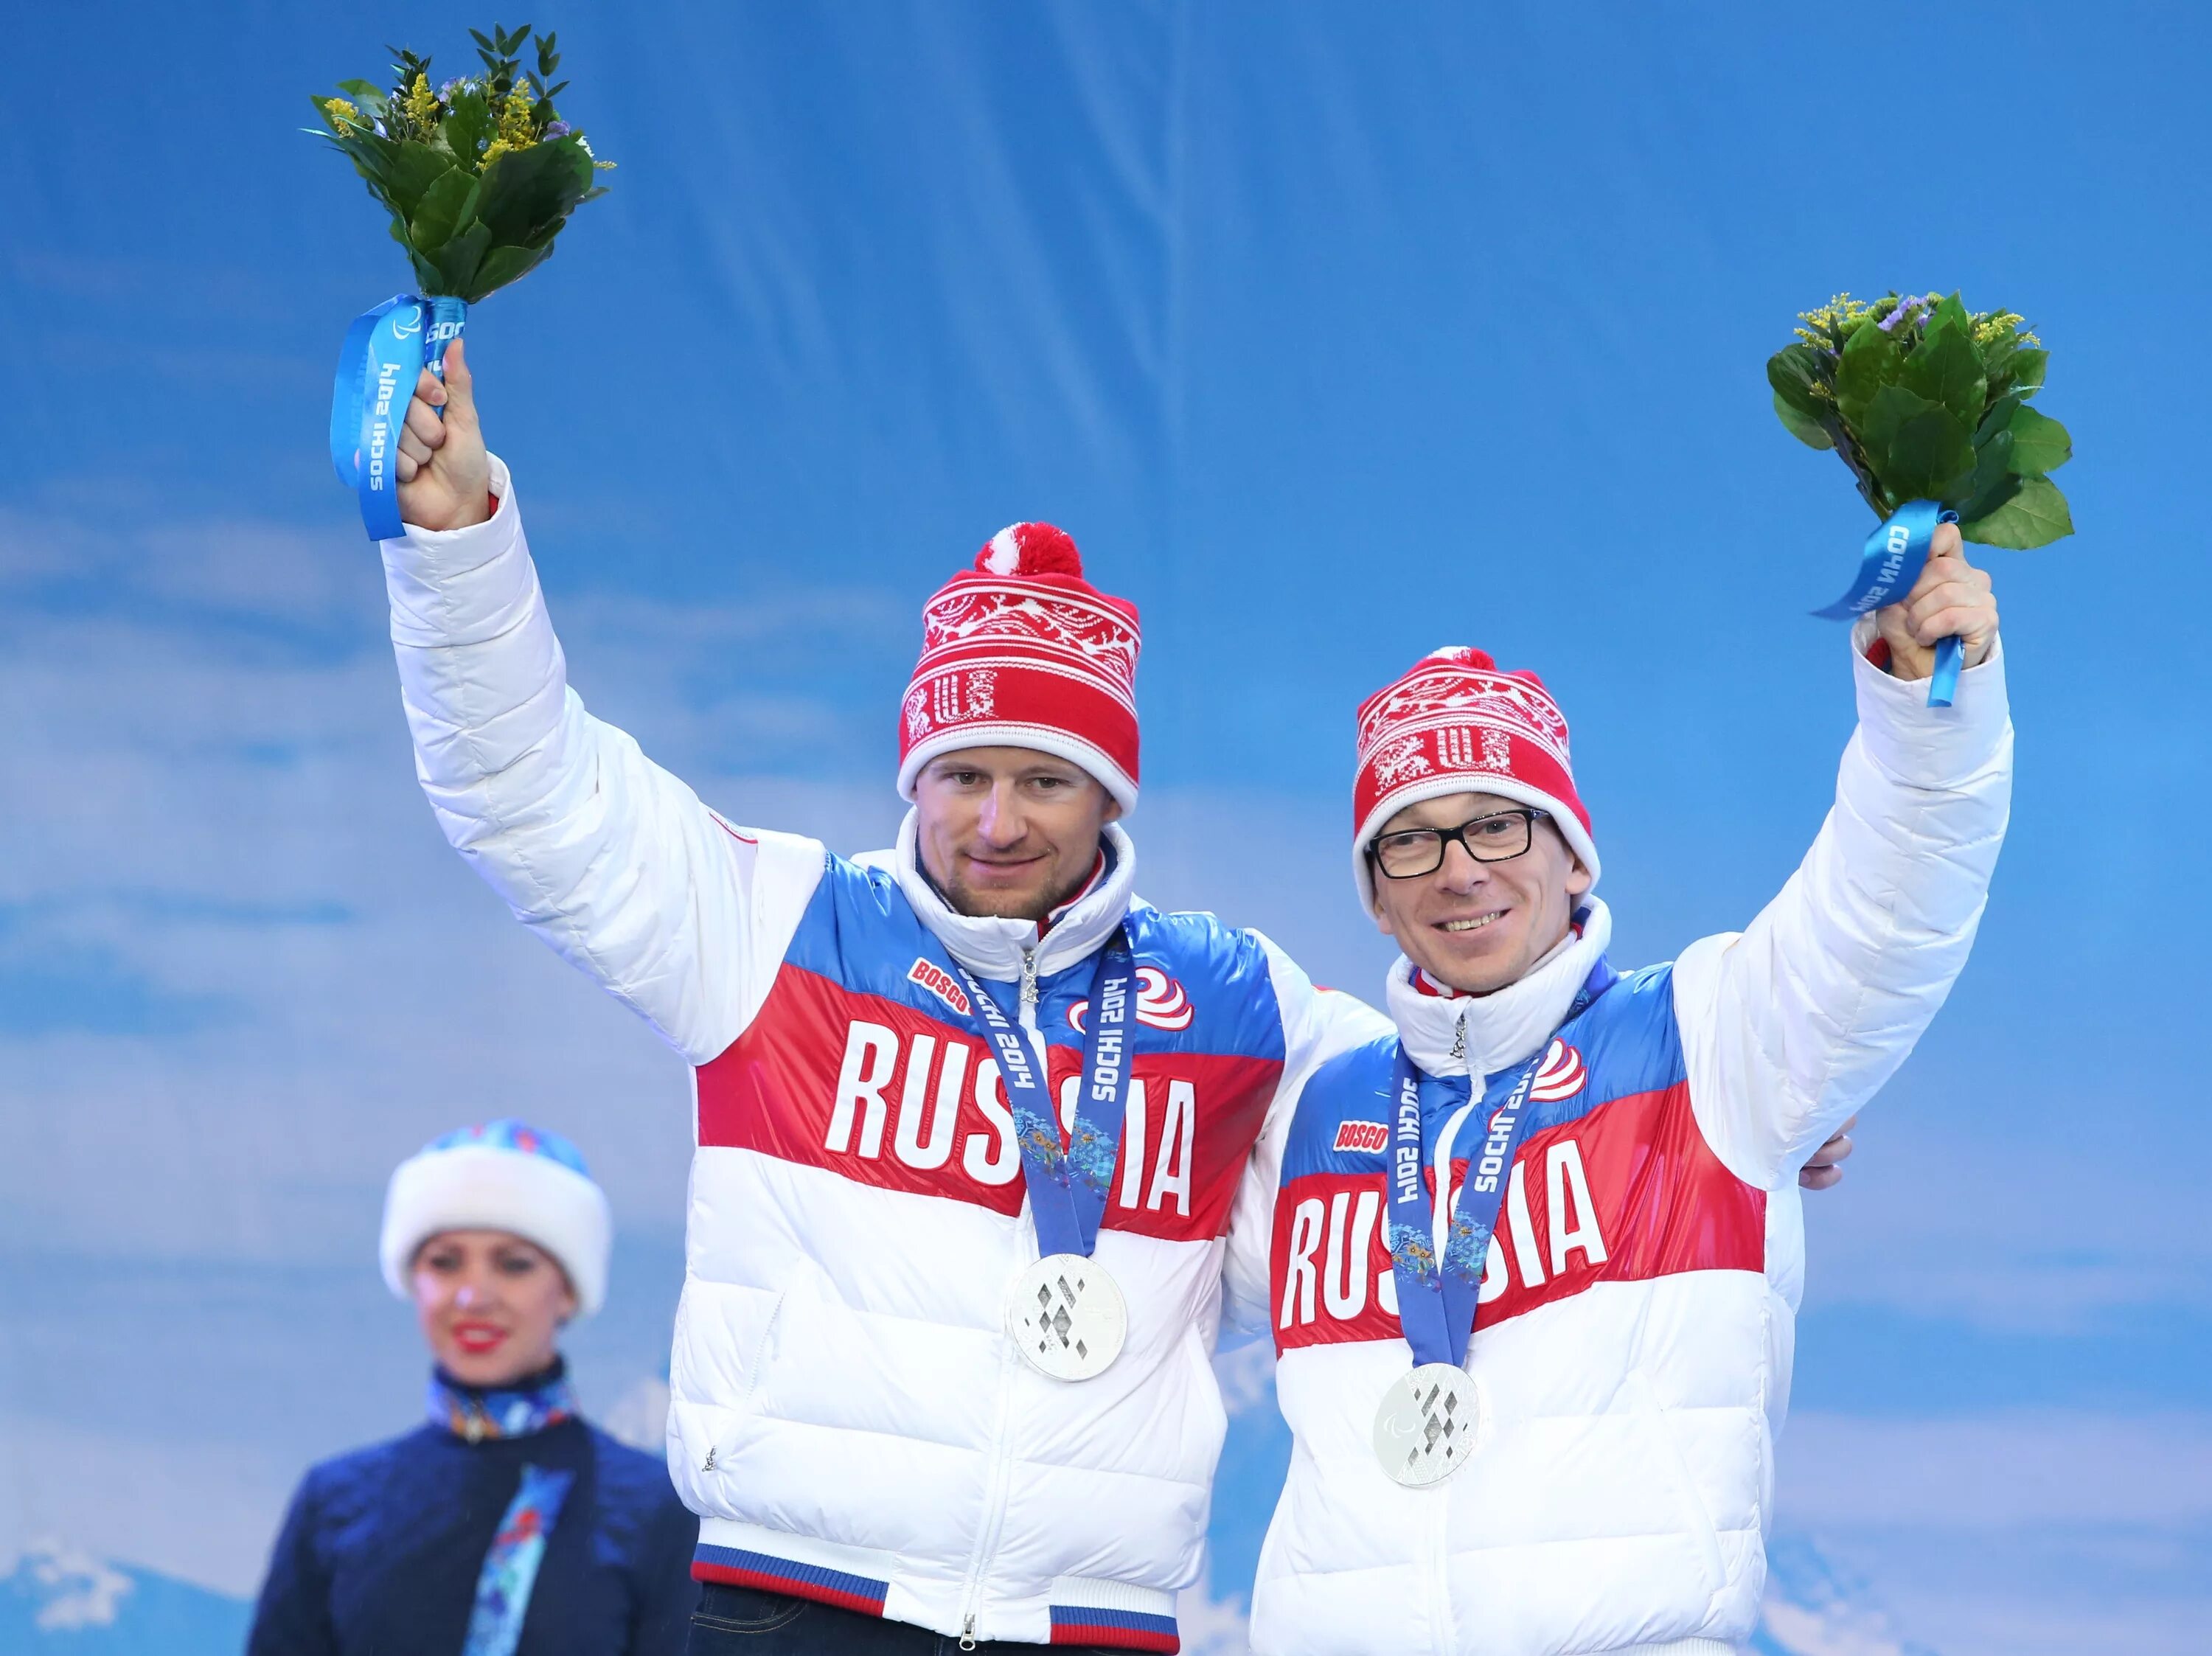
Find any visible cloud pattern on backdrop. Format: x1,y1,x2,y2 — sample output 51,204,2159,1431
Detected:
4,5,2211,1653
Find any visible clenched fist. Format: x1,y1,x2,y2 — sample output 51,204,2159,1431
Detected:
395,338,492,532
1874,522,1998,681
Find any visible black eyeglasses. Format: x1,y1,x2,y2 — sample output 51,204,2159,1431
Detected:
1367,808,1547,880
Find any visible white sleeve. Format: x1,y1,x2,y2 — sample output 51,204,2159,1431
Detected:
380,457,821,1065
1221,953,1394,1338
1674,630,2014,1187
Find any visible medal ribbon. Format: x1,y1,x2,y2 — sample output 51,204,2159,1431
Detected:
947,930,1135,1260
1385,961,1613,1370
329,293,469,541
1811,498,1966,709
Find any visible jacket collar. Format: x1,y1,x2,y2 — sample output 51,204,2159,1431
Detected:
427,1359,577,1444
1385,898,1613,1082
860,810,1138,985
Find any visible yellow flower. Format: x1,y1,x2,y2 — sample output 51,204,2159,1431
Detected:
403,71,439,129
323,97,360,127
498,77,537,147
481,139,515,167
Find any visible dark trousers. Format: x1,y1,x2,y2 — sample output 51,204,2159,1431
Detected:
686,1582,1130,1655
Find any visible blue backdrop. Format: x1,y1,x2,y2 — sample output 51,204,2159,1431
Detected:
4,4,2208,1652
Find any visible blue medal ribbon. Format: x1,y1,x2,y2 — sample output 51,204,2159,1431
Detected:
1812,498,1966,709
1386,962,1611,1370
328,293,469,541
947,930,1135,1260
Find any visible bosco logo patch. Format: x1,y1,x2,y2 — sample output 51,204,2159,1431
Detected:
1332,1119,1391,1154
905,958,973,1018
1068,967,1196,1034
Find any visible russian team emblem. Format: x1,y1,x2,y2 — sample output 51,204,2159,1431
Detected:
1068,967,1194,1033
1528,1037,1587,1102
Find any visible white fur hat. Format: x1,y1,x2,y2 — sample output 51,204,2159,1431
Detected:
379,1120,613,1317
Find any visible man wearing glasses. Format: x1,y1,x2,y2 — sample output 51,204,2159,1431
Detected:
1228,532,2008,1655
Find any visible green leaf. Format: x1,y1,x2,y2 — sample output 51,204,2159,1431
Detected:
335,78,386,106
1975,392,2023,447
1773,389,1834,449
1960,475,2073,549
436,222,494,296
1900,323,1986,428
1766,344,1829,420
1956,470,2021,527
1924,291,1972,342
464,237,558,302
1862,384,1977,504
2009,349,2049,392
1834,319,1902,428
1957,426,2014,508
383,141,459,221
441,86,495,163
475,137,594,243
2006,403,2073,475
408,167,481,258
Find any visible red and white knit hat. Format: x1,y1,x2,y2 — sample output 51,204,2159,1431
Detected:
1352,646,1600,911
896,523,1142,811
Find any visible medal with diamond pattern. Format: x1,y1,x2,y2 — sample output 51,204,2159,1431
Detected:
1372,1361,1480,1486
1006,1252,1126,1381
946,930,1140,1383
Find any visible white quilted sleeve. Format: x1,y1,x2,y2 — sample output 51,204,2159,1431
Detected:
380,457,823,1066
1221,954,1393,1338
1674,629,2013,1187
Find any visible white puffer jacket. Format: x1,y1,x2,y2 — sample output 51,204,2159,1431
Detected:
379,463,1374,1651
1224,631,2013,1655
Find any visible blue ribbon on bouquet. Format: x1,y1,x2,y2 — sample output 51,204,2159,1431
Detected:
329,294,468,541
1812,498,1964,709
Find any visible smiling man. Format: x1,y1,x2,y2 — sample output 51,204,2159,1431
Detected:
379,344,1382,1655
1228,532,2010,1655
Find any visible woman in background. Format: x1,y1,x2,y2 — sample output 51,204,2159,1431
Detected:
249,1120,698,1655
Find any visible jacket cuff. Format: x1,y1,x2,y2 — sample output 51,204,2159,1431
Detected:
383,453,518,568
1848,617,2011,786
383,454,538,649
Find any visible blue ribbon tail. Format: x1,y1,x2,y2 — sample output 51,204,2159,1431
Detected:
329,294,469,543
1812,500,1962,709
327,303,388,486
1927,634,1963,709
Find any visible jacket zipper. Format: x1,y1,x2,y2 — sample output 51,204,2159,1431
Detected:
1427,1494,1455,1655
957,945,1044,1646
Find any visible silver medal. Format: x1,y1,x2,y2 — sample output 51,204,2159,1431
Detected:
1372,1362,1481,1486
1006,1253,1127,1381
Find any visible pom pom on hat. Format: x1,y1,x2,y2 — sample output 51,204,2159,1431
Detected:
978,521,1084,579
379,1119,613,1318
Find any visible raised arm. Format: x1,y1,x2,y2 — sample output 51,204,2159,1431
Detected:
380,343,814,1064
1675,532,2012,1185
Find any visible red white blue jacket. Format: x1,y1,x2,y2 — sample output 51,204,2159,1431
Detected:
380,462,1368,1652
1224,634,2013,1656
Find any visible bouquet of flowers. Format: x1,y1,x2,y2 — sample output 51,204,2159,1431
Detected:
1767,291,2073,549
316,23,611,540
1769,291,2071,703
313,22,611,302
